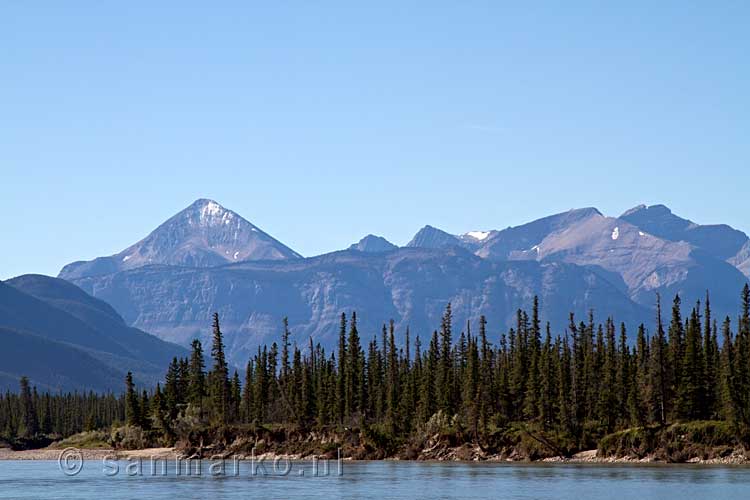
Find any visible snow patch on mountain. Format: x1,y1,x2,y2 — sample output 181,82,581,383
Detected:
466,231,490,241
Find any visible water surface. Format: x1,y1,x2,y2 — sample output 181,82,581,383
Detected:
1,460,749,499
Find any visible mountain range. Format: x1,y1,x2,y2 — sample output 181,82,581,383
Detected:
0,275,186,392
49,199,749,368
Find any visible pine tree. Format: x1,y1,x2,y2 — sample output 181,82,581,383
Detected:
719,317,738,424
242,359,254,423
139,390,151,430
336,313,347,424
667,294,685,420
419,330,439,422
188,339,206,417
650,295,668,425
464,328,480,436
385,320,400,433
253,346,268,422
538,323,554,429
125,371,140,427
616,323,630,428
150,383,168,434
557,335,573,434
478,315,493,433
231,370,241,421
598,319,617,431
280,317,291,416
677,305,706,420
345,312,363,419
18,377,38,438
437,303,454,415
703,293,717,418
164,357,180,420
209,312,230,424
523,297,542,420
739,284,750,424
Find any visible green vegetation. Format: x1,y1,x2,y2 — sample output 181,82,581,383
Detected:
598,421,739,462
48,430,111,450
4,285,750,461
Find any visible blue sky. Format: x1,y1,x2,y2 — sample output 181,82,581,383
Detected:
1,2,748,280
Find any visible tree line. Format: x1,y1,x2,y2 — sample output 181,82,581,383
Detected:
4,285,750,448
0,378,124,442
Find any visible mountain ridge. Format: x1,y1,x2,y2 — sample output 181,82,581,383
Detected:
56,199,749,364
0,275,187,391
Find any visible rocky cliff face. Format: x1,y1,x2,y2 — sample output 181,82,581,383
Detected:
68,247,649,367
731,241,750,278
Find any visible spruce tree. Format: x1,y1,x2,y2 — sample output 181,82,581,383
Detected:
437,303,454,415
719,317,738,424
125,371,140,427
242,359,254,423
703,293,717,418
188,339,206,416
336,313,347,423
677,305,706,420
209,312,230,424
18,377,38,438
650,295,668,425
164,357,180,420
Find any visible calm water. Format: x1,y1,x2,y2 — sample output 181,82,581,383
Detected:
1,460,750,499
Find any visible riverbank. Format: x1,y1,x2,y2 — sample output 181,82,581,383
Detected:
3,420,749,464
1,446,749,464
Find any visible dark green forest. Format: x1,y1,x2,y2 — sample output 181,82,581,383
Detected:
4,285,750,456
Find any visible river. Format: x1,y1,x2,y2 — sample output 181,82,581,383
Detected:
1,460,748,499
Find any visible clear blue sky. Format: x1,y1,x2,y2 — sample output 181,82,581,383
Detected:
2,2,748,280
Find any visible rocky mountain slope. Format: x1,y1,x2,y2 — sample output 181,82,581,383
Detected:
348,235,398,253
406,225,461,249
620,204,748,261
499,212,747,312
731,241,750,278
473,208,603,260
409,206,748,319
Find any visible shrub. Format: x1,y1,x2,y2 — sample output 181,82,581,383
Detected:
109,425,147,450
49,430,110,450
